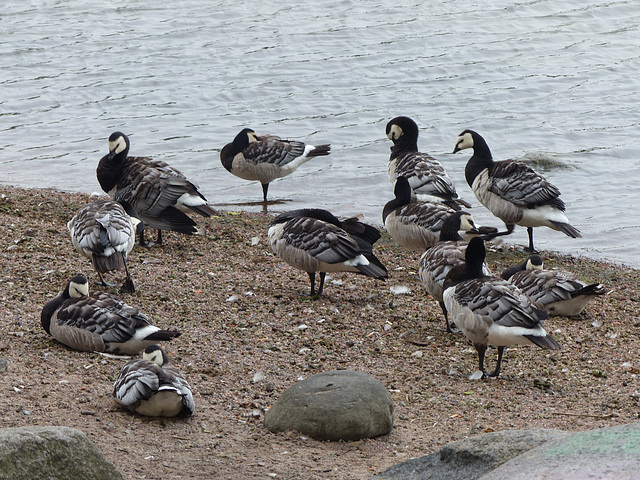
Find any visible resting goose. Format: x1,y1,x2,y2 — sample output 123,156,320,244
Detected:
501,255,609,317
453,130,580,252
97,132,217,246
41,275,181,355
443,237,561,378
418,211,485,332
383,176,461,251
67,199,142,293
220,128,331,202
386,116,469,209
268,208,388,296
113,344,195,417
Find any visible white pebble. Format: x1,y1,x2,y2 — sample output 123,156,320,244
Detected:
390,285,411,295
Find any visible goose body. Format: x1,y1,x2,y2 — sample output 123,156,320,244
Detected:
418,211,486,332
386,116,468,208
268,208,388,295
502,255,609,317
67,199,141,292
221,128,331,202
443,237,561,377
453,130,580,252
113,345,194,417
383,176,461,251
97,132,217,245
41,276,181,355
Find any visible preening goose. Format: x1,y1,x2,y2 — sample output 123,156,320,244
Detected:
220,128,331,203
41,275,181,355
386,116,469,209
383,176,460,251
113,344,194,417
96,132,217,246
501,255,610,317
453,130,580,252
67,199,142,293
443,237,561,378
418,211,485,332
268,208,388,296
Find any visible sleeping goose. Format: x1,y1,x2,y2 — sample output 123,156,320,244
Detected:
453,129,580,252
383,176,461,251
501,255,610,317
268,208,388,296
386,116,469,209
443,237,561,378
97,131,217,246
220,128,331,203
112,344,195,417
67,199,142,293
41,275,181,355
418,211,486,332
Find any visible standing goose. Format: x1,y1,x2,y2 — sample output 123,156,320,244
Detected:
386,116,469,209
443,237,561,378
453,129,580,252
68,199,142,293
113,344,195,417
268,208,388,296
41,275,181,355
418,211,485,332
501,255,610,317
220,128,331,203
383,176,460,251
97,132,217,246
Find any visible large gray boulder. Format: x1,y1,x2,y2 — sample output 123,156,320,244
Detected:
0,426,123,480
264,370,393,441
371,429,569,480
485,422,640,480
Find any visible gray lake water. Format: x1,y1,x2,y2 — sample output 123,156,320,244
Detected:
1,0,639,267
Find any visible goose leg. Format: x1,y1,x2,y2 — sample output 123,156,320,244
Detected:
119,255,135,293
317,272,327,296
439,301,458,333
261,183,269,203
308,272,316,296
486,346,505,377
155,229,163,245
476,344,487,375
96,272,115,288
525,227,537,253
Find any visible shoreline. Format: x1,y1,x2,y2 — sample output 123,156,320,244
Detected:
1,184,638,480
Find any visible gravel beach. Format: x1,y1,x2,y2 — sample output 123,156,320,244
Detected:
0,185,638,479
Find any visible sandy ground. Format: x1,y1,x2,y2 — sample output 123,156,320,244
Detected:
0,185,639,479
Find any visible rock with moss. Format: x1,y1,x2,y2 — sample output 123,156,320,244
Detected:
0,426,123,480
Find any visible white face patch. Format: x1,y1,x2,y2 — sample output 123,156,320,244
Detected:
108,136,127,154
247,131,258,143
143,349,164,366
455,132,474,151
387,124,403,141
459,213,476,232
69,280,89,298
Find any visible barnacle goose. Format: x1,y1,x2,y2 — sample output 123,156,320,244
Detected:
386,116,469,209
443,237,561,378
268,208,388,296
418,211,485,332
97,132,217,246
67,199,142,293
220,128,331,203
41,275,181,355
113,344,194,417
453,129,580,252
501,255,610,317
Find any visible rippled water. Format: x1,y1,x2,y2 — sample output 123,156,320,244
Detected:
1,0,638,266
